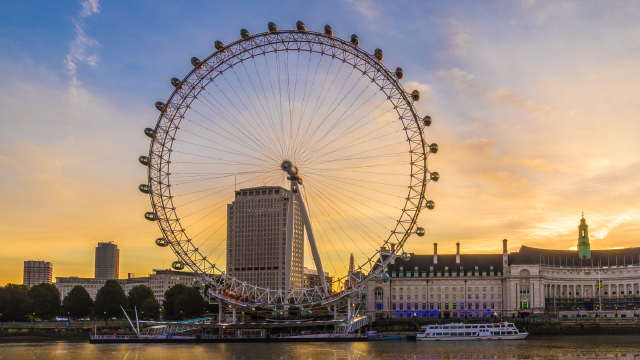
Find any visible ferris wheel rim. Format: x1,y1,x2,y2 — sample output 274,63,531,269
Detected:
146,27,431,306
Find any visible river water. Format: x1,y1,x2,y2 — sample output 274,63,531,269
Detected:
1,336,639,359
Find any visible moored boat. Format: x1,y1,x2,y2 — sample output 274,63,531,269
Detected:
416,322,528,341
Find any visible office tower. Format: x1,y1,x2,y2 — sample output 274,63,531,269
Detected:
227,186,304,290
23,260,53,288
95,242,119,280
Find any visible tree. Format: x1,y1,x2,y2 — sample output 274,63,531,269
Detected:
94,280,126,320
127,285,155,310
162,284,187,318
0,283,29,321
140,297,161,319
62,285,93,320
174,287,205,319
27,283,61,320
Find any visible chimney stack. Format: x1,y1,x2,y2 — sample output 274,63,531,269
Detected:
502,238,509,272
456,242,461,264
433,242,438,264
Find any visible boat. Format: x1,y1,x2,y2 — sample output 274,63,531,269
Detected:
416,322,528,341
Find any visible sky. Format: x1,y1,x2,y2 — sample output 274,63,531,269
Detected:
1,0,640,285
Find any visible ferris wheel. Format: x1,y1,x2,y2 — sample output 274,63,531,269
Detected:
138,21,438,308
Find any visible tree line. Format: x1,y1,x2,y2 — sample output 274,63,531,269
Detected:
0,281,205,321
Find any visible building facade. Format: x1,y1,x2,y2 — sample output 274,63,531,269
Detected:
227,186,304,290
303,267,333,292
23,260,53,288
364,215,640,320
148,269,198,303
95,242,119,280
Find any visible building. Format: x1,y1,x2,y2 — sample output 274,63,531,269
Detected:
55,269,197,302
303,267,333,292
227,186,304,290
95,242,119,280
23,260,53,288
364,214,640,320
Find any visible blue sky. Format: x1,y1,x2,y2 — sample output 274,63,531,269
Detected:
1,0,640,284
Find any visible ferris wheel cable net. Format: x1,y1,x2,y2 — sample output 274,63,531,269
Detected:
144,26,432,306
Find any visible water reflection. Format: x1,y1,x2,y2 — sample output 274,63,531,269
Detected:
1,336,640,359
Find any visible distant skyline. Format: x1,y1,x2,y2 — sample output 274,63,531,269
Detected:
2,1,640,284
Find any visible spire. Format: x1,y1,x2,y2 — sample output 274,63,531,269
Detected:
348,253,355,273
577,212,591,260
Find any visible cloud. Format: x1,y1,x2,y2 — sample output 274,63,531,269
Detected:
436,68,480,91
64,0,100,101
344,0,380,19
487,88,552,120
446,19,473,57
405,81,433,100
591,213,633,241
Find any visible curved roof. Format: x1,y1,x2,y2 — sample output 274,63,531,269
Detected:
511,245,640,267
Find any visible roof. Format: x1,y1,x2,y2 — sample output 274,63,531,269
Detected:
510,245,640,267
386,253,504,275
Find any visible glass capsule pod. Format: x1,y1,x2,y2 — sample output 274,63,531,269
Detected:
144,212,157,221
144,128,157,138
350,34,359,47
430,172,440,182
193,280,203,289
401,252,411,261
170,77,182,89
423,115,432,127
374,48,383,61
395,67,404,80
411,90,420,101
139,184,150,194
240,28,251,39
296,20,306,32
190,57,201,68
244,306,255,314
301,309,312,317
324,24,334,37
155,237,169,247
360,291,367,299
416,227,426,236
425,200,435,210
172,261,184,270
267,22,278,32
383,273,390,282
214,40,225,52
429,143,439,154
138,156,150,166
154,101,166,112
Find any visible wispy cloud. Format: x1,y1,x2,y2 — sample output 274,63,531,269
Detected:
64,0,100,101
344,0,380,19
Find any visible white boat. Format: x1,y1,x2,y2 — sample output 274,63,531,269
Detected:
416,322,528,341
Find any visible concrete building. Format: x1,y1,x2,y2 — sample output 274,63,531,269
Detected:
23,260,53,288
303,267,333,292
95,242,119,280
227,186,304,290
364,214,640,320
148,269,198,303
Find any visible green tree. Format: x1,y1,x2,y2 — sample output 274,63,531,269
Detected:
61,285,93,320
94,280,126,321
27,283,61,320
162,284,187,318
127,285,155,310
174,287,205,319
140,297,161,319
0,283,29,321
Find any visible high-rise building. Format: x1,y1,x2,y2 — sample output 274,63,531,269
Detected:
95,242,119,280
227,186,304,290
23,260,53,288
303,267,333,292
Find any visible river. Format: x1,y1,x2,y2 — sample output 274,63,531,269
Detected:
1,335,639,359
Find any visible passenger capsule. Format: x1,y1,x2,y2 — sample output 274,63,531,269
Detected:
383,273,390,282
214,40,225,52
411,90,420,101
430,172,440,182
144,128,157,138
138,184,150,194
138,156,150,166
350,34,359,47
296,20,306,32
192,280,203,289
267,22,278,32
324,24,334,37
171,261,184,270
395,67,404,80
374,48,383,61
360,291,367,299
155,237,169,247
155,101,166,112
301,309,312,317
423,115,432,127
244,306,255,314
429,143,439,154
425,200,435,210
170,77,182,88
401,252,411,261
190,57,201,68
240,28,251,39
416,227,426,236
144,212,158,221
